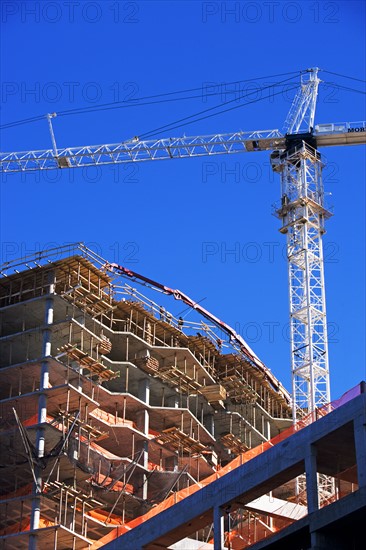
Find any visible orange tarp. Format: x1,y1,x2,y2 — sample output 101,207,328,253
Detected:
92,473,134,494
90,408,137,429
0,483,32,500
22,414,55,427
0,517,54,536
91,408,160,439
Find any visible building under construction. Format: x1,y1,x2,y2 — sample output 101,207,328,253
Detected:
0,244,364,550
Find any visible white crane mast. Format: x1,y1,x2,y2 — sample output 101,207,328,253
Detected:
272,67,335,504
271,68,331,419
273,143,331,415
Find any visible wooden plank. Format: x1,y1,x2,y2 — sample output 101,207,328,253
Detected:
155,427,206,455
135,356,159,374
58,344,118,381
199,384,227,402
220,433,249,455
157,365,202,393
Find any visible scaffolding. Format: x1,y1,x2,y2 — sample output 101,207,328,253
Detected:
0,244,298,549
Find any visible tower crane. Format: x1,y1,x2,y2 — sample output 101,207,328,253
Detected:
1,68,365,423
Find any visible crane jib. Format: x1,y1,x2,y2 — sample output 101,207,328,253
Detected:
1,124,365,174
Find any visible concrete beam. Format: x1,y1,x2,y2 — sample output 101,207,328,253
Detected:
213,506,224,550
244,486,366,550
305,444,319,513
101,393,366,550
353,413,366,488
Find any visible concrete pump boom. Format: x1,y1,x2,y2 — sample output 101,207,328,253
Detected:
104,262,290,401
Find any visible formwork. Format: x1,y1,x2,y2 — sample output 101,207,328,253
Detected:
0,244,296,549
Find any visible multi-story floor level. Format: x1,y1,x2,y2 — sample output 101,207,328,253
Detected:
0,245,293,549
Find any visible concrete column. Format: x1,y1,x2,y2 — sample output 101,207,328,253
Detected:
136,409,149,437
354,415,366,488
310,531,345,550
167,393,180,408
30,272,55,549
76,363,83,392
140,439,149,500
204,414,215,437
305,444,319,513
138,377,150,405
135,409,149,500
137,378,150,500
213,506,225,550
266,419,271,440
165,455,179,472
310,531,331,549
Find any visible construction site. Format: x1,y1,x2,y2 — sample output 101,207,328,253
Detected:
0,244,365,550
0,69,365,549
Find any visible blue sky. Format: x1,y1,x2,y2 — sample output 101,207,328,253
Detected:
1,0,365,400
